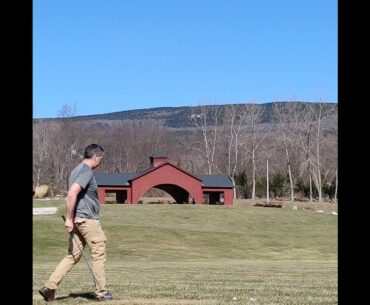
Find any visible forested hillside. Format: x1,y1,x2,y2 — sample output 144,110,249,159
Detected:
34,102,337,129
33,102,337,202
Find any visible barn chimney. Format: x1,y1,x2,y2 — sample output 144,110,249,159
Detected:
150,153,168,167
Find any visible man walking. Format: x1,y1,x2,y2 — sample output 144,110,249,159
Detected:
39,144,113,301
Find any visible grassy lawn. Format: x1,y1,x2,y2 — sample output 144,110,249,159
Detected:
33,199,337,305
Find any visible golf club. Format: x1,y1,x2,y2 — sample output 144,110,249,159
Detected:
61,215,101,290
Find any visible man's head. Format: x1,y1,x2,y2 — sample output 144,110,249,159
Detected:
84,144,104,169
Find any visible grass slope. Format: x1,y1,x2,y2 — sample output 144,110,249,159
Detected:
33,199,337,305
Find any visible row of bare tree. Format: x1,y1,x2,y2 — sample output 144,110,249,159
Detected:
187,102,337,202
33,102,337,202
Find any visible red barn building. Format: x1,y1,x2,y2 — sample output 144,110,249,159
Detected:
95,154,234,205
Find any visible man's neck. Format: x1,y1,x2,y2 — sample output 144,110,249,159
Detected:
83,159,93,168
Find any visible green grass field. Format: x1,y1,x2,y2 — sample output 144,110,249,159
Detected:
33,199,337,305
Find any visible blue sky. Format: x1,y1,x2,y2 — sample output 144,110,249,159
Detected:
33,0,337,118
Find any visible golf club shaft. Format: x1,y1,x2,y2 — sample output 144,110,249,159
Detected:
61,215,101,290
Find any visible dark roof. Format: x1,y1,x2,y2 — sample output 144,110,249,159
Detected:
94,172,136,186
197,175,234,188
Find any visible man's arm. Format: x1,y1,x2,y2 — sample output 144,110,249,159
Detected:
64,183,82,233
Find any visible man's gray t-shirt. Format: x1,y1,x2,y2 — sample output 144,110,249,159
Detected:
69,162,100,220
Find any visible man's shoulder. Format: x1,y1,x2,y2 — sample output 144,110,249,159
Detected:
74,162,91,172
71,163,92,178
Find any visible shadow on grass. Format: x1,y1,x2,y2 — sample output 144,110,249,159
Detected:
56,292,96,300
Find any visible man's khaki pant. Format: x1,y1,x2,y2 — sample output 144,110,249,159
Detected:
45,219,108,297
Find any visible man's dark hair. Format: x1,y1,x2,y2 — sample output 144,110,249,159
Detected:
84,144,104,159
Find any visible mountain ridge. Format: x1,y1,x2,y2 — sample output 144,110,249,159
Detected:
34,101,337,129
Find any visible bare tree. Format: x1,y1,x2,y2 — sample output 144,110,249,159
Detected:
223,105,249,176
311,104,323,202
243,104,270,200
221,104,250,198
103,120,171,173
308,102,335,202
50,103,82,191
293,103,314,202
57,102,78,118
273,103,296,201
33,121,57,188
190,104,223,174
180,127,205,174
294,102,337,202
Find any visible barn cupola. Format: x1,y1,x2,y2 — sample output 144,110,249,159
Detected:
150,153,168,167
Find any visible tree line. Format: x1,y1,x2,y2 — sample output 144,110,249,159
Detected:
33,102,337,202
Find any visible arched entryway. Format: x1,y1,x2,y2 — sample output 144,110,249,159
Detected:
139,184,195,204
130,162,204,204
139,184,194,203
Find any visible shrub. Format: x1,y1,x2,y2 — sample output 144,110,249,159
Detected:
322,177,336,199
255,175,266,198
295,179,318,198
270,172,287,198
295,179,309,197
234,171,250,198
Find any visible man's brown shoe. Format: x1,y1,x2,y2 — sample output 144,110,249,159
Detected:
39,286,56,302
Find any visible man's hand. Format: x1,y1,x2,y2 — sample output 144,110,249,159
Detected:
64,218,74,233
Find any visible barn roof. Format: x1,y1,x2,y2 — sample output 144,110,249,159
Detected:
94,172,135,186
131,162,202,182
197,175,234,188
94,171,234,188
